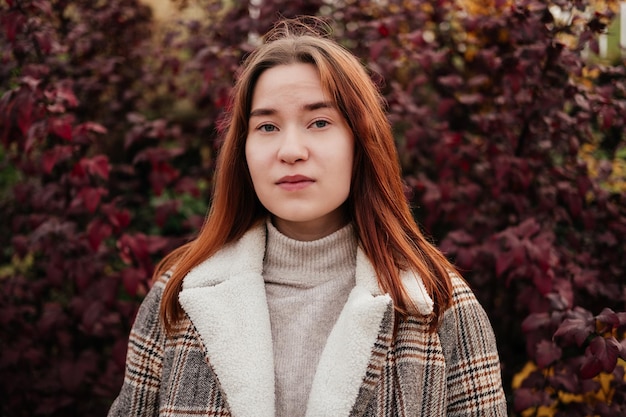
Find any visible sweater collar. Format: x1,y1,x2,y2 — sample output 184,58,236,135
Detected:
264,219,357,288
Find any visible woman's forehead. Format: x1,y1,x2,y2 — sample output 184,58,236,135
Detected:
250,64,332,109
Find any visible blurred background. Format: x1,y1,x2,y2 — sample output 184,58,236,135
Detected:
1,0,625,415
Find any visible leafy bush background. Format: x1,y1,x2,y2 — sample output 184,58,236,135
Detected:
1,0,625,415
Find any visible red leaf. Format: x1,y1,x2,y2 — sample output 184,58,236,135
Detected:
580,355,602,379
531,267,553,295
596,308,619,331
146,235,169,254
513,388,551,413
70,160,86,179
17,94,34,136
550,278,573,310
32,0,52,15
378,24,389,37
87,219,112,251
42,150,59,175
41,145,73,174
446,230,475,245
81,301,105,335
37,302,66,335
437,98,456,117
369,39,387,61
103,205,131,229
149,161,179,196
535,340,562,368
601,107,614,130
83,188,103,213
174,177,200,197
113,210,131,229
83,121,107,133
48,116,74,141
468,75,490,88
2,11,25,42
438,74,464,88
549,370,579,393
580,336,619,379
521,313,550,333
608,337,626,361
597,231,617,246
495,243,525,276
55,85,79,108
592,337,619,372
72,187,107,213
34,32,52,54
455,247,475,270
554,317,593,346
516,218,541,239
155,200,180,227
72,122,108,143
121,268,147,297
133,147,184,164
21,75,42,90
117,233,151,270
11,235,28,258
91,155,110,179
24,120,47,153
81,155,110,180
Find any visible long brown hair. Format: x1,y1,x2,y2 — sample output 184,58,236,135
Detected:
158,18,454,333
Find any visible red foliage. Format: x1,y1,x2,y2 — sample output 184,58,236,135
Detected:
0,0,625,416
0,0,196,415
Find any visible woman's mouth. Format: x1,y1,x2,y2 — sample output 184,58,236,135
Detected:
276,175,315,191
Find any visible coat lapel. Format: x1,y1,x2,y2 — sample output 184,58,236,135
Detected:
305,279,392,417
178,223,275,417
177,222,435,417
306,250,435,417
305,250,392,417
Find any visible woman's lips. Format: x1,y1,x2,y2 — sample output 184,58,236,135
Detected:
276,175,315,191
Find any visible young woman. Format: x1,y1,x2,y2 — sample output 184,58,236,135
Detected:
109,19,507,417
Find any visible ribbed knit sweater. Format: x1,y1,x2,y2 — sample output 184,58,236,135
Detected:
263,220,358,417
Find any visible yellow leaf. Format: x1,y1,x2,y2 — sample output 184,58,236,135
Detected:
512,361,537,389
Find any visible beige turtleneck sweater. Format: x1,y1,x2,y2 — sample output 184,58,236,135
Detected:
263,220,358,417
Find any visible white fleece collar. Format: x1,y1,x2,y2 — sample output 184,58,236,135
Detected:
178,223,434,417
179,224,272,417
354,242,434,316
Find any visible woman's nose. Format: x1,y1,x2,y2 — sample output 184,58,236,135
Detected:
277,128,309,164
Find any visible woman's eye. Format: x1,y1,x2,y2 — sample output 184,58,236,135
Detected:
311,120,329,129
259,124,277,132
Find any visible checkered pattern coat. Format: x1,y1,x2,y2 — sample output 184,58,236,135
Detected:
108,224,507,417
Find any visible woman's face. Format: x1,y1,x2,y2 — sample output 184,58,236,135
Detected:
245,63,354,241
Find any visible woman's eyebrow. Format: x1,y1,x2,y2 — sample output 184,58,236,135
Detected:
302,101,334,112
250,101,335,118
249,108,276,118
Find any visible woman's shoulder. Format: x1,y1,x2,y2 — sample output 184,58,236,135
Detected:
447,272,483,311
129,271,172,332
438,272,499,353
141,270,171,305
443,272,494,323
152,270,172,289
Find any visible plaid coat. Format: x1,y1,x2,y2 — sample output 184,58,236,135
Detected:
109,224,507,417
